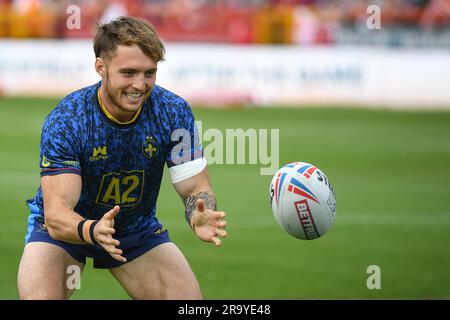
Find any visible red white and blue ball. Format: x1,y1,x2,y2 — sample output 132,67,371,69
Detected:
269,162,337,240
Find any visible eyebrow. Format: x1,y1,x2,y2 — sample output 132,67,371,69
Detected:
119,68,158,73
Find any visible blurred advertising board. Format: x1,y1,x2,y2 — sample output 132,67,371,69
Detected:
1,40,449,109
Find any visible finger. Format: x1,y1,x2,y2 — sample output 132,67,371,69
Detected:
211,236,222,247
104,244,123,255
99,236,120,247
103,205,120,220
97,226,116,235
213,211,226,219
216,220,227,228
102,227,116,235
196,199,205,212
216,229,227,238
111,253,127,263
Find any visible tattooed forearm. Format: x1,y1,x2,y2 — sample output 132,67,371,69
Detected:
185,191,217,227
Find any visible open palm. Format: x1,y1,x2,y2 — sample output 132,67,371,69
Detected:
191,199,227,247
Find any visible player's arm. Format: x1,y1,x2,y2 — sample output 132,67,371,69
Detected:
42,173,126,262
173,167,227,246
42,173,84,243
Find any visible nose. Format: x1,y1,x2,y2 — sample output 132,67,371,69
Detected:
132,74,146,92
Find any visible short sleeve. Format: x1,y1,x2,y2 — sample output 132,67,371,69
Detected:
166,100,206,183
39,110,81,177
166,100,203,168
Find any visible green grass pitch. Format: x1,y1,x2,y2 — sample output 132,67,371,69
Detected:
1,97,449,299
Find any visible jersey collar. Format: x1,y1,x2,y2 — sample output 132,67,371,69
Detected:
97,88,142,125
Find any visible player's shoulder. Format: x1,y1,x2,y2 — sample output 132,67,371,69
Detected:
151,85,190,110
150,85,194,127
45,82,99,122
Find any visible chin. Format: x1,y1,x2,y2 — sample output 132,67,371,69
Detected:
121,97,143,109
121,104,142,113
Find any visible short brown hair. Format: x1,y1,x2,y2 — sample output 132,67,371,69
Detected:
93,16,165,63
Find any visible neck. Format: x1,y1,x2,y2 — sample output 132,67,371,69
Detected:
98,85,140,124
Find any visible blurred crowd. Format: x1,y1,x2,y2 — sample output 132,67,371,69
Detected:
0,0,449,44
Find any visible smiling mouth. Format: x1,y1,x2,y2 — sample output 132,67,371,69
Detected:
125,92,144,101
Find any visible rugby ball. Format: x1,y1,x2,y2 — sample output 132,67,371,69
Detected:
269,162,337,240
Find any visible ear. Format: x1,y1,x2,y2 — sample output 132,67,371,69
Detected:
95,57,106,78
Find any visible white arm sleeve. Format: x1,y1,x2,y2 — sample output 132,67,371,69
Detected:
169,157,207,184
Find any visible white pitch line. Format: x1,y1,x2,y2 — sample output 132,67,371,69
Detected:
2,172,450,226
160,212,450,229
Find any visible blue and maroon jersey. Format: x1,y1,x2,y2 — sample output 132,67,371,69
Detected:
28,81,202,235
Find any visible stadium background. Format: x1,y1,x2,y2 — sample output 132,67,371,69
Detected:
1,0,450,299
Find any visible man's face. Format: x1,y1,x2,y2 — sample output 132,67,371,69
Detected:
96,44,157,121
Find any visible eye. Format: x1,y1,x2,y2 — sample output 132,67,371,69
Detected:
145,70,156,77
121,70,134,77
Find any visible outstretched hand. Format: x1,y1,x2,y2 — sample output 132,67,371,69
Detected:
191,199,227,247
94,205,127,263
